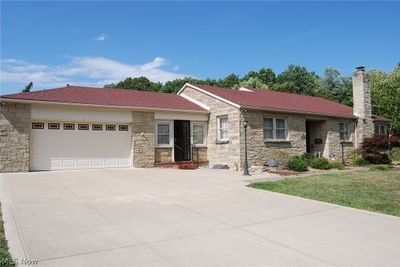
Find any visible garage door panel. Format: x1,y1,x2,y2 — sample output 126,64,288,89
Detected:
30,122,132,171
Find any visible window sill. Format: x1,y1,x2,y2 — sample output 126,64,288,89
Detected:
193,144,207,148
264,140,291,143
339,141,353,145
216,140,229,145
156,145,173,148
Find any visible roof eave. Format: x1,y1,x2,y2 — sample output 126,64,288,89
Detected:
240,105,357,119
0,98,210,114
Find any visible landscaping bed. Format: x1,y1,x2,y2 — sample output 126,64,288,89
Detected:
249,169,400,217
0,203,14,267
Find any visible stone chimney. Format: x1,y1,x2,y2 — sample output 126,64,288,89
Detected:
352,66,374,146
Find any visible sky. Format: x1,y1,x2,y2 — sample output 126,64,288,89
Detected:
1,1,399,95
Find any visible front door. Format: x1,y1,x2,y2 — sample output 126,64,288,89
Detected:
174,120,191,161
305,121,311,153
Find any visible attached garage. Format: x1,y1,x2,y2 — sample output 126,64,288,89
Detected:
30,105,133,171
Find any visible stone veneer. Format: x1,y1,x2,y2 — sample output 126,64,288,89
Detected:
155,148,172,162
241,111,306,167
0,103,30,172
181,87,241,168
353,68,374,146
132,111,155,168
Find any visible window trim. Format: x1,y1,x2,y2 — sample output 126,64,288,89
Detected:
118,125,129,131
32,122,44,129
156,121,173,147
375,124,388,135
48,122,60,130
217,116,229,141
78,124,89,130
63,123,75,130
339,122,350,141
105,124,116,131
92,124,103,131
191,122,207,147
263,117,288,141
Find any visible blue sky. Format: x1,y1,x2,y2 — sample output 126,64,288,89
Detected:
1,1,399,94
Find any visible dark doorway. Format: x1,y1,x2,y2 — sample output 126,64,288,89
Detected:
174,120,191,161
306,121,311,153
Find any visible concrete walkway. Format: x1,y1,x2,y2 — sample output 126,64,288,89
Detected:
1,168,399,266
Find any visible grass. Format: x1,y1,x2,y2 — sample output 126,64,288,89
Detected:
249,170,400,217
0,203,14,267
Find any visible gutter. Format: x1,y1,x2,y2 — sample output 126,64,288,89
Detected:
0,98,210,114
240,105,357,120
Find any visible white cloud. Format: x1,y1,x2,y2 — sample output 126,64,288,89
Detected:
0,57,188,89
94,33,109,41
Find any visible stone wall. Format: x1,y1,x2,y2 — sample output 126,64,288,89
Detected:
155,148,172,162
325,119,356,160
132,111,155,168
0,103,30,172
241,111,306,167
192,147,207,162
181,87,241,168
352,68,374,147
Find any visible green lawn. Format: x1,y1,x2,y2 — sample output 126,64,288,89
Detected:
0,203,15,267
249,170,400,217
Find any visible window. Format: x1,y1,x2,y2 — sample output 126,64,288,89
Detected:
63,123,75,130
32,122,44,129
263,118,287,140
218,116,229,140
192,123,206,145
339,123,349,140
92,124,103,131
157,123,171,146
119,125,128,131
106,125,116,131
48,123,60,130
78,124,89,130
375,125,387,135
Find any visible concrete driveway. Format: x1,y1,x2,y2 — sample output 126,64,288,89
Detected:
1,168,400,266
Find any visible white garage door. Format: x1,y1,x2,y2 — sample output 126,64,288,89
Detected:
30,122,132,171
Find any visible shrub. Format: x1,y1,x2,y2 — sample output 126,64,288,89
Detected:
347,148,363,160
329,162,345,170
362,152,391,164
270,150,290,167
309,158,330,170
390,147,400,161
360,136,398,165
300,153,315,165
287,156,308,172
352,156,369,166
369,165,393,171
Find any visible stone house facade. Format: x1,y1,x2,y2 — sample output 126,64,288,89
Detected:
0,67,390,172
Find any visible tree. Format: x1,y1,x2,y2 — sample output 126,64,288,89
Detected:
105,76,161,91
369,65,400,134
217,73,240,88
239,77,269,90
258,68,276,86
317,67,353,106
275,65,319,95
22,82,33,92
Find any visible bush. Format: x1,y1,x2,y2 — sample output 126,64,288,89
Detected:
301,153,315,165
329,162,345,170
352,156,369,166
270,150,290,167
390,147,400,161
360,136,399,165
369,165,393,171
287,156,308,172
309,158,330,170
362,152,391,164
347,148,363,160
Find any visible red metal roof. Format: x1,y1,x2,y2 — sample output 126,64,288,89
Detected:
188,83,356,118
1,86,207,112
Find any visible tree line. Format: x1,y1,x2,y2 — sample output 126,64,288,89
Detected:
22,64,400,134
